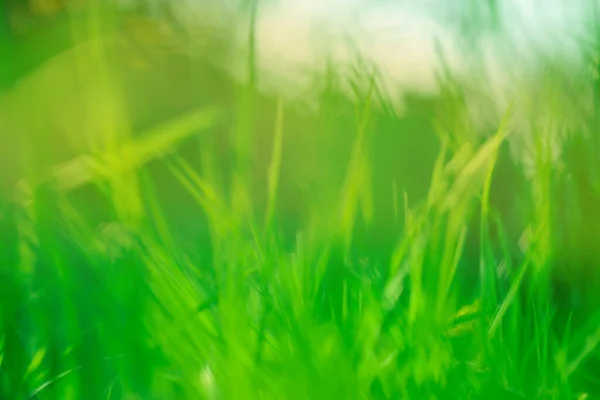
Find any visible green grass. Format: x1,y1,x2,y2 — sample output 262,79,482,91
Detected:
2,3,600,399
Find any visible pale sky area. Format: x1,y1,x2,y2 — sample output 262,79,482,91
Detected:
113,0,597,99
250,0,590,97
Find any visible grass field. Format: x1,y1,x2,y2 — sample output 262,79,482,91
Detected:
2,2,600,399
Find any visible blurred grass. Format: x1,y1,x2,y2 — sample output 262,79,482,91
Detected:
1,1,600,399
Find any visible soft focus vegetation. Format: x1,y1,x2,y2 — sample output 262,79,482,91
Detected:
2,1,600,399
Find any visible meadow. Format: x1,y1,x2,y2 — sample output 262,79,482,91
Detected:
1,1,600,398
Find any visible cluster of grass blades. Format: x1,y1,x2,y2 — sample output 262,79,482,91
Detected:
2,1,600,399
